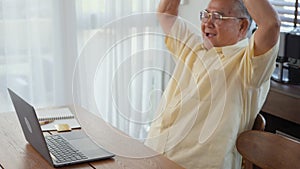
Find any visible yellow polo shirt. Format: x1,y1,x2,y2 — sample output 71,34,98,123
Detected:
145,19,279,169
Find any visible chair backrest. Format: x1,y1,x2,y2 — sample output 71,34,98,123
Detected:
252,113,266,131
242,113,266,169
237,130,300,169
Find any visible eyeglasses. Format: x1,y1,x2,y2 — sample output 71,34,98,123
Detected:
200,10,246,24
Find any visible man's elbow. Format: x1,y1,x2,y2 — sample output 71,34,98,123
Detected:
270,17,281,43
268,14,281,33
258,14,281,33
270,16,281,33
260,16,281,42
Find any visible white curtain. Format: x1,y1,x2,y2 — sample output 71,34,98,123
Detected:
74,0,175,140
0,0,175,141
0,0,72,112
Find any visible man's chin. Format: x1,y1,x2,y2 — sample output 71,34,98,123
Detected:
203,40,214,50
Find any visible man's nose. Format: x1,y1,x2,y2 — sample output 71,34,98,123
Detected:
205,17,215,27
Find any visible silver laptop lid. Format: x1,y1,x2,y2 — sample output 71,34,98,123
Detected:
8,88,53,165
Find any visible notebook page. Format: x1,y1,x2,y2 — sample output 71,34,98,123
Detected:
40,118,81,131
36,107,74,121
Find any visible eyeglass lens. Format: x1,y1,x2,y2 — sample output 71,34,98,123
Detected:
200,11,222,23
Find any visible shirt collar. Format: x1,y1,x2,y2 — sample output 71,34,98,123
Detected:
207,38,249,58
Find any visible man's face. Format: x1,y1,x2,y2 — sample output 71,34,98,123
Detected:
201,0,247,49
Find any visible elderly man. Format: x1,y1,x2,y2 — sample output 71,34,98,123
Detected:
145,0,280,168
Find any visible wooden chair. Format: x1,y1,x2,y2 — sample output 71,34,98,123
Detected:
237,130,300,169
241,113,266,169
251,113,266,131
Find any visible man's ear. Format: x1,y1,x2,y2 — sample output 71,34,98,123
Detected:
239,19,250,36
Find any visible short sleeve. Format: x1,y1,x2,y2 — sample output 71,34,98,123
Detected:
165,18,203,60
244,33,279,87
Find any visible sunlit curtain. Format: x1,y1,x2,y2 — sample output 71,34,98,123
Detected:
0,0,175,141
74,0,175,140
0,0,69,112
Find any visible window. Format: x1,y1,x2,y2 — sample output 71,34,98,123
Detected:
74,0,174,140
1,0,173,141
270,0,300,28
0,0,67,112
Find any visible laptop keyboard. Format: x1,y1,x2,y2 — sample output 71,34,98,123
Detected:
45,135,88,163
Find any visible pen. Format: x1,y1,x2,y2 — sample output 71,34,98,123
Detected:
39,120,54,125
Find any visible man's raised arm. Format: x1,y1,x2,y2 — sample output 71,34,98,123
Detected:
157,0,181,34
244,0,281,56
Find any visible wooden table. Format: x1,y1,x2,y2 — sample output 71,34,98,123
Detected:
261,80,300,139
236,130,300,169
0,105,184,169
262,80,300,125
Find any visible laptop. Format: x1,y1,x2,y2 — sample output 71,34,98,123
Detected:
8,88,115,167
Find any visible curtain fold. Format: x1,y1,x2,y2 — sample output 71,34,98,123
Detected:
0,0,67,112
0,0,175,141
74,0,175,140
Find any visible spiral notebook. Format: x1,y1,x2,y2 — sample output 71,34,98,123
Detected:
36,107,81,131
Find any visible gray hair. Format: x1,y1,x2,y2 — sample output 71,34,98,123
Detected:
234,0,253,29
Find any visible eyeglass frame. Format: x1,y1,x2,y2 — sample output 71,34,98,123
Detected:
199,10,247,23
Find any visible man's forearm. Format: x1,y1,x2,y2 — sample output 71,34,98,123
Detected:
243,0,280,56
157,0,180,15
157,0,181,34
244,0,279,29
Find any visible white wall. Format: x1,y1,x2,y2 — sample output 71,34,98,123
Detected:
178,0,209,29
